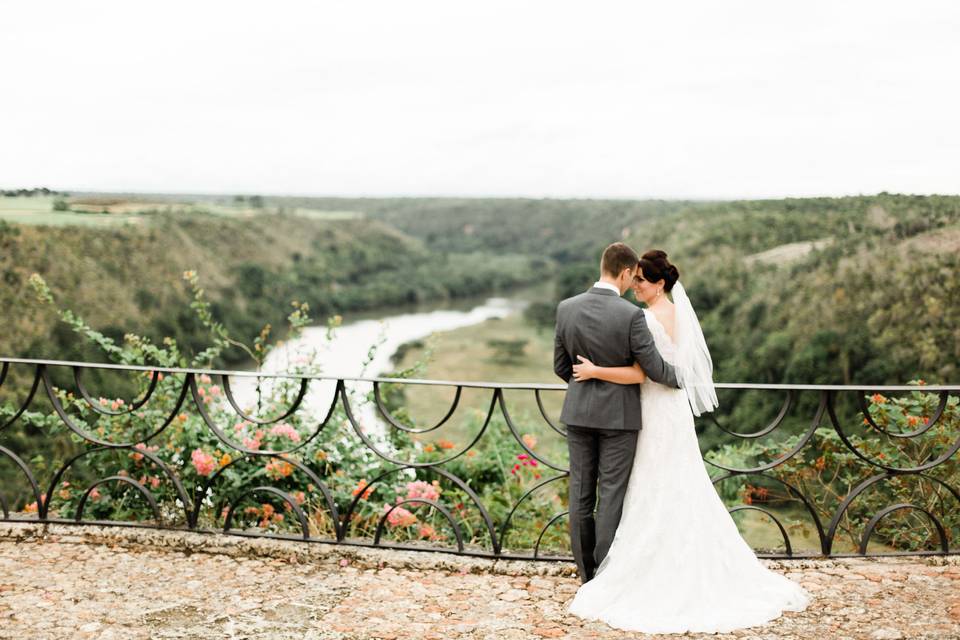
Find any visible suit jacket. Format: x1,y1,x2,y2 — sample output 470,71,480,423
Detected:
554,287,680,431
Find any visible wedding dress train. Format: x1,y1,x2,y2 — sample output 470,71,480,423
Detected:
567,309,811,634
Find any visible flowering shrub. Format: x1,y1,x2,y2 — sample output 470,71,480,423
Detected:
4,271,571,555
706,383,959,553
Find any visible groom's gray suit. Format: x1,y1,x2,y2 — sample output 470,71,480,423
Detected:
554,285,680,583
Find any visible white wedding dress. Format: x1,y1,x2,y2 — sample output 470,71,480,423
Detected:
568,308,811,635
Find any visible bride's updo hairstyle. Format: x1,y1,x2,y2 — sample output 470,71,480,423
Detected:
638,249,680,292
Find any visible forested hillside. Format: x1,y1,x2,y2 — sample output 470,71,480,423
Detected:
640,194,960,384
0,211,546,367
2,192,957,384
288,193,960,384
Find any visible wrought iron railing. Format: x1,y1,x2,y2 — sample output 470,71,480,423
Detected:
0,357,957,560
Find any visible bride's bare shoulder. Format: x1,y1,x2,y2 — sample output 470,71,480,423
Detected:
651,303,676,341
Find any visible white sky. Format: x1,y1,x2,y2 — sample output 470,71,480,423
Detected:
2,1,959,199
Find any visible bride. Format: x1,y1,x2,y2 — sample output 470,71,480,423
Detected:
566,249,811,634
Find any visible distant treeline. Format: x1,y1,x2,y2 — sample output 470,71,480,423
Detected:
2,187,64,197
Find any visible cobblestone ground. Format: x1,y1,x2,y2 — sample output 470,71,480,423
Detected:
1,523,959,640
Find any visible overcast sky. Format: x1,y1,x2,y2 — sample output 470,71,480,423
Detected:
2,1,959,199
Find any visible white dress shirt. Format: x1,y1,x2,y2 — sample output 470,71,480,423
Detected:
592,281,620,294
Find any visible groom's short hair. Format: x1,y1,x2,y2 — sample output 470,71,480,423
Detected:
600,242,639,277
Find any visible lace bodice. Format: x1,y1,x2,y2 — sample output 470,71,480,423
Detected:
643,308,677,367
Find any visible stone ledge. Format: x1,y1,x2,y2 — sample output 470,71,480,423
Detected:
3,521,957,576
0,521,578,577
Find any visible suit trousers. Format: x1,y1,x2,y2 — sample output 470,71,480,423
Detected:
566,424,639,583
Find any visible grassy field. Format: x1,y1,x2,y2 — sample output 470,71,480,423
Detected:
0,196,144,226
0,195,361,226
388,312,568,458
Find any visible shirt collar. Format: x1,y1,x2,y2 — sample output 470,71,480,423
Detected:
592,281,620,294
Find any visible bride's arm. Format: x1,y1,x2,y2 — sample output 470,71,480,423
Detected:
572,356,647,384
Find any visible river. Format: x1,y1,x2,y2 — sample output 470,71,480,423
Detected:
228,288,536,433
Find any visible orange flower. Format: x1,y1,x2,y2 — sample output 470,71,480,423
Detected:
418,524,438,540
351,479,375,500
265,459,295,479
436,439,455,450
423,444,435,453
814,456,826,471
522,433,538,449
219,453,232,467
871,393,887,404
907,416,919,427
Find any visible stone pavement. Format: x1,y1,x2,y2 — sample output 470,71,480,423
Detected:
1,523,959,640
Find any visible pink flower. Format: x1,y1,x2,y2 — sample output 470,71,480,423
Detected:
269,422,301,443
242,436,261,451
209,385,221,397
89,488,102,500
191,448,217,476
131,442,159,461
150,476,161,489
199,374,212,384
405,480,441,502
383,504,418,528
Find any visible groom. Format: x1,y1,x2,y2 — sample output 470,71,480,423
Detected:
554,242,680,583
